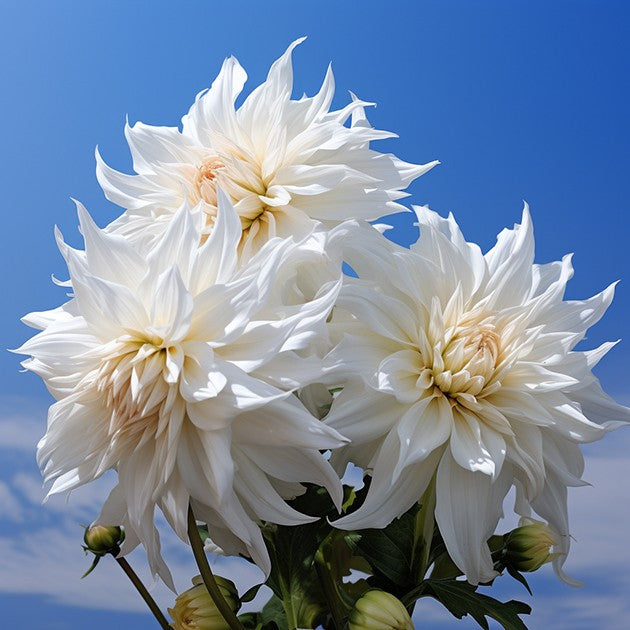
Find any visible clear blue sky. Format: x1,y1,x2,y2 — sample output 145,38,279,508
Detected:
1,1,629,628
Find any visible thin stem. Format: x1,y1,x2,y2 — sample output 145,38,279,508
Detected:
314,557,345,630
186,504,244,630
115,557,171,629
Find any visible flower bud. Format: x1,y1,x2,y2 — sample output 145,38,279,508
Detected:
504,518,557,572
83,525,125,557
168,575,240,630
349,590,413,630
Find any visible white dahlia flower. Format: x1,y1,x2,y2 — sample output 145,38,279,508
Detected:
325,206,628,585
96,38,437,259
17,191,347,587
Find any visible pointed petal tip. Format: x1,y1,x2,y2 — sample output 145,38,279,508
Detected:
553,555,584,587
72,198,92,226
327,511,357,531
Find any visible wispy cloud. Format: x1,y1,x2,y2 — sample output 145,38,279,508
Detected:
0,514,266,616
1,396,629,628
0,481,24,522
0,414,44,452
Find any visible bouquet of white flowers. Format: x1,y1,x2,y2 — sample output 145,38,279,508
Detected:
16,39,628,630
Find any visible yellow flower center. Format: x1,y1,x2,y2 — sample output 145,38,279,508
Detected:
190,156,286,252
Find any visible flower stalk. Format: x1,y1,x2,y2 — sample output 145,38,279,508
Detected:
187,504,245,630
116,557,171,629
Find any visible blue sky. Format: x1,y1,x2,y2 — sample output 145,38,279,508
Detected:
1,1,629,628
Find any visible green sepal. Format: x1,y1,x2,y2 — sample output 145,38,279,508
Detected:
506,566,533,596
80,553,101,579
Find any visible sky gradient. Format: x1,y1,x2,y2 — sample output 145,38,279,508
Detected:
1,1,629,628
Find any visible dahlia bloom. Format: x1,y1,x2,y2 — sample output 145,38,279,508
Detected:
17,191,347,587
326,205,628,584
96,38,436,259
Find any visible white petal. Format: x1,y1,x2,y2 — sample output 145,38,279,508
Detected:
149,266,193,342
435,454,511,584
333,442,442,530
232,395,347,450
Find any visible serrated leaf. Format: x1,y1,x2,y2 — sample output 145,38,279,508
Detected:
421,580,531,630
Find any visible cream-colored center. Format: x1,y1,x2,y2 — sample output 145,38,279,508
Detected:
94,337,179,438
191,157,283,250
192,158,224,207
423,319,502,408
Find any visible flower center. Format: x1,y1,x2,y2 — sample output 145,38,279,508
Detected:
427,321,502,407
93,336,181,438
193,158,225,206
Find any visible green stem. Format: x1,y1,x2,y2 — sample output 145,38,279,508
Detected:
281,586,302,630
186,504,244,630
314,551,346,630
412,476,437,582
115,557,171,629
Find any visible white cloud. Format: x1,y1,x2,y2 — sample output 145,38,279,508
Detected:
0,414,43,452
533,589,630,630
562,451,630,575
0,396,628,626
0,518,269,619
12,470,118,521
0,481,24,522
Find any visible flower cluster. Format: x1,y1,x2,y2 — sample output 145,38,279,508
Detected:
16,37,628,628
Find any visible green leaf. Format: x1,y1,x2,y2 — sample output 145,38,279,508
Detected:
354,506,421,587
260,595,289,630
238,611,263,629
343,578,371,602
261,485,338,629
411,479,436,581
263,521,326,629
314,529,358,627
351,483,436,590
420,580,531,630
241,583,263,604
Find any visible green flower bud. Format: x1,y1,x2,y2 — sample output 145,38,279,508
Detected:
83,525,125,557
504,518,558,572
168,575,240,630
349,590,413,630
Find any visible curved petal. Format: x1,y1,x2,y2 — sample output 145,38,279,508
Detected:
435,454,511,585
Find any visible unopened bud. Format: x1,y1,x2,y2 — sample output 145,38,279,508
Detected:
81,525,125,578
83,525,125,556
168,575,240,630
504,518,557,572
349,590,413,630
